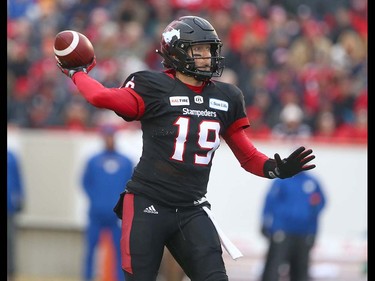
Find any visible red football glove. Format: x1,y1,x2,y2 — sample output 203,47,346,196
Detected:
56,56,96,78
274,146,316,179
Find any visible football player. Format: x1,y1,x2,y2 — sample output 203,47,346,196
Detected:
57,16,316,281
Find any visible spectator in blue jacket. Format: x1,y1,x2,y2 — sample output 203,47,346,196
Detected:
81,125,134,281
7,149,25,281
260,171,326,281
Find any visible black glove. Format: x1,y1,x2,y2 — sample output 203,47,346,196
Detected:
273,146,316,179
56,56,96,78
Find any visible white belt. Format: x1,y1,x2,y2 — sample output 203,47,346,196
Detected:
202,206,243,260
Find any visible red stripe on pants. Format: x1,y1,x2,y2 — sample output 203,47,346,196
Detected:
121,193,134,274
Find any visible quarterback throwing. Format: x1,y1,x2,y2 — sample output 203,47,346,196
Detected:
56,15,316,281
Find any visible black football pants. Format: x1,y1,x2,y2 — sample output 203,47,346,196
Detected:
120,192,228,281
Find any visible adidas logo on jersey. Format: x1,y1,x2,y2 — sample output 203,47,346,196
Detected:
143,205,158,214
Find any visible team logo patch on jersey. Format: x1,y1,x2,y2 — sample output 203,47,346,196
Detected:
170,96,190,106
209,98,228,111
194,95,204,104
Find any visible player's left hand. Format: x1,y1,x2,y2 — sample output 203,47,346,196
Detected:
274,146,316,179
56,56,96,78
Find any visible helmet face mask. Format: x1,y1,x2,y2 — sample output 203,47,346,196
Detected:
157,16,225,81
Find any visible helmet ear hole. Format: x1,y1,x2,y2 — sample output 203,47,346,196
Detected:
157,16,225,81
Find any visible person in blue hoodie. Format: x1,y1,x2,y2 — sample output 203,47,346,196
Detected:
81,125,134,281
7,149,25,281
260,171,326,281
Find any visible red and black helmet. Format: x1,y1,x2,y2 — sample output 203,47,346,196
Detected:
156,16,225,81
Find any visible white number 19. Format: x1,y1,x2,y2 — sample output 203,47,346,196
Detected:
171,117,221,165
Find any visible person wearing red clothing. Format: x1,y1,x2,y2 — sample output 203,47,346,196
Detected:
245,105,271,139
56,15,316,281
228,2,269,53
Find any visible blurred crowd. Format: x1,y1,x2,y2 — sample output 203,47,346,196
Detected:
7,0,367,143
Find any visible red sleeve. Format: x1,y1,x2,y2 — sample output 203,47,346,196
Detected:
223,128,270,177
225,117,250,136
71,72,145,120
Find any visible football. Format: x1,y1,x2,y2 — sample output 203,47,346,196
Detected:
53,30,95,68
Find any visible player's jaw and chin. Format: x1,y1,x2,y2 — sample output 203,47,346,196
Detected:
194,54,211,69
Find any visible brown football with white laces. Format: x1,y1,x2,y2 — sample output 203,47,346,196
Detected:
53,30,95,68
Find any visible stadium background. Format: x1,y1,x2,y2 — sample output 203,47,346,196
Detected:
7,0,367,280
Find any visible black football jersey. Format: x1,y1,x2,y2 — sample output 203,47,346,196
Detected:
121,70,249,207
